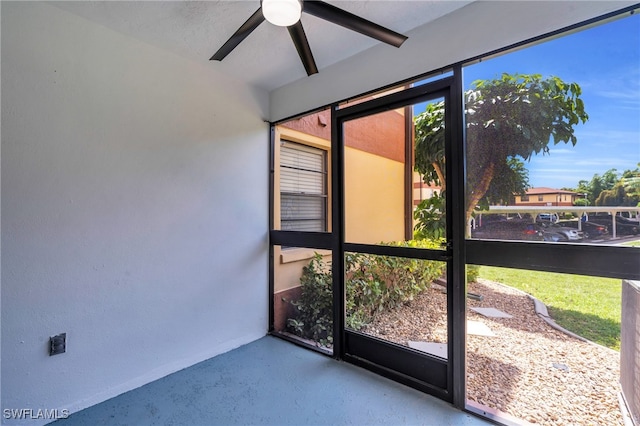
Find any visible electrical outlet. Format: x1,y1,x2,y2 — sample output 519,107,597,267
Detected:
49,333,66,356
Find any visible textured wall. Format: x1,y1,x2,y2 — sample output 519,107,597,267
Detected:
1,2,269,423
621,280,640,425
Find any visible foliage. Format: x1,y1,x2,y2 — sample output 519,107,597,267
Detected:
412,192,481,284
346,240,445,328
575,168,618,204
286,241,446,345
466,264,480,283
480,157,530,207
413,192,446,240
572,166,640,206
415,102,446,190
286,253,334,346
596,182,640,206
594,167,640,206
622,173,640,204
414,73,588,222
478,266,621,350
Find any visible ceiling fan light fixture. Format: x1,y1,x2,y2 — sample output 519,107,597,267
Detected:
261,0,302,27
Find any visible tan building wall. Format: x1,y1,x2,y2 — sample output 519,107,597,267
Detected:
516,192,576,206
272,121,406,294
272,125,331,330
273,109,407,331
344,147,405,244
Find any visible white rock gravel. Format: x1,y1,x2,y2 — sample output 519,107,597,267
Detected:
360,278,622,425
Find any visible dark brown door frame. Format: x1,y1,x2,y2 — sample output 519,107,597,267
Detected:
331,70,468,406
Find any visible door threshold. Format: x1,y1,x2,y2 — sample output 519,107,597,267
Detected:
466,400,531,426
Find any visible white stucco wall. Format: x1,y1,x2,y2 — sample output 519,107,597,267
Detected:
1,2,269,423
270,1,637,121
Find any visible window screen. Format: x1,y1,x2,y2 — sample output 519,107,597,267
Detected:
280,142,327,232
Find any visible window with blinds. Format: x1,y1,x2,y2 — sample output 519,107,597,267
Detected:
280,142,327,232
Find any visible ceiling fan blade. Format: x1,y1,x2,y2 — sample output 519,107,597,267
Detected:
303,1,407,48
210,8,265,61
288,22,318,76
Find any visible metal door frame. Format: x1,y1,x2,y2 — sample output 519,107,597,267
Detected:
331,68,467,406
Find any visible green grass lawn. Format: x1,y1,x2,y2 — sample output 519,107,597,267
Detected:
477,266,621,350
622,240,640,247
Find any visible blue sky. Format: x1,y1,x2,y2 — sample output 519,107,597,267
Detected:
462,11,640,189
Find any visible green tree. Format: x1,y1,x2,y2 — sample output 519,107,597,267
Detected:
579,169,619,204
573,198,590,207
622,166,640,180
414,73,588,222
593,166,640,206
415,102,446,191
480,157,530,208
602,168,619,191
587,174,604,204
622,166,640,205
413,192,446,240
573,180,592,204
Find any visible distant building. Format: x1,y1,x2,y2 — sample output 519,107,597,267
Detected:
514,187,579,206
413,172,440,206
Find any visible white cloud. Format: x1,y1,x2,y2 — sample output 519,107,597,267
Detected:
588,65,640,106
547,148,574,155
574,158,628,167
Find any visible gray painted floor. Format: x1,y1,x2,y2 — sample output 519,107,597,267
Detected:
57,336,491,425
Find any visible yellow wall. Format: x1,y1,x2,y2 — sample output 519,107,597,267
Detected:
274,247,331,292
344,147,405,244
273,126,405,293
517,193,575,204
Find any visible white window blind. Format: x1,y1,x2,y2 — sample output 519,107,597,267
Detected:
280,142,327,232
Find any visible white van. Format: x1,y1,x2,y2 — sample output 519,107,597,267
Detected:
536,213,559,223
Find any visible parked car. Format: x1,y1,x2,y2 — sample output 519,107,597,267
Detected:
480,214,509,223
535,222,583,241
523,223,569,242
536,213,559,223
616,211,640,222
588,214,639,235
557,220,608,239
471,220,543,241
519,223,563,242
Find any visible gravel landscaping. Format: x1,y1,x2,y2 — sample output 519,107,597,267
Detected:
359,278,623,425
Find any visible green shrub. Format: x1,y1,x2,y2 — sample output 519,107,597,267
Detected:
413,194,446,240
286,240,447,346
346,240,445,322
286,253,334,346
467,264,480,283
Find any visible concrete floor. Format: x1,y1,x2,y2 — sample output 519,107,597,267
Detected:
57,336,491,425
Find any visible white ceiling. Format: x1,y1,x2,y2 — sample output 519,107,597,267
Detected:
52,1,474,92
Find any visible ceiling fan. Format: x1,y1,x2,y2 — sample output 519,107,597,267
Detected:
210,0,408,76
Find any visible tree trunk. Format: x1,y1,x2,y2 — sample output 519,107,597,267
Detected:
433,161,446,193
466,161,495,221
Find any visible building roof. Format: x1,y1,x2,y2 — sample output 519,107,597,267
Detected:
525,187,578,195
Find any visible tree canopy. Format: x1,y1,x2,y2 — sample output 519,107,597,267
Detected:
571,166,640,207
414,73,588,220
